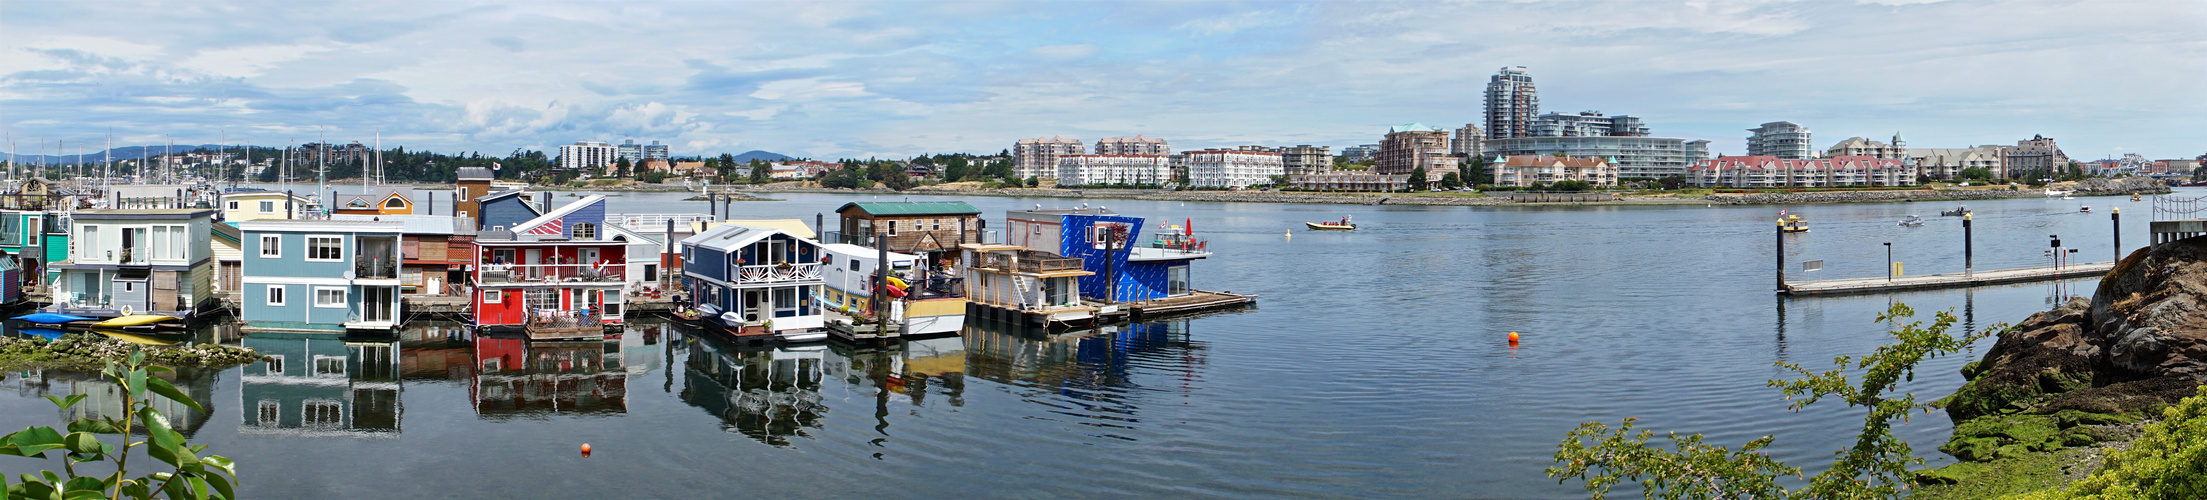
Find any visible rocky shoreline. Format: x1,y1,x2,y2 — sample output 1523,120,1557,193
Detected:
1707,177,2168,206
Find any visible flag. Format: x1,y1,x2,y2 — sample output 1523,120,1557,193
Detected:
524,218,564,235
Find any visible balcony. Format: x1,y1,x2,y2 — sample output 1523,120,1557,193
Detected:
354,257,398,279
737,263,821,284
979,252,1082,273
478,264,626,284
907,277,965,299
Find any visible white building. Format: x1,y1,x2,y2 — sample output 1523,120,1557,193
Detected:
1185,149,1285,189
1746,122,1813,159
1013,136,1085,180
1055,155,1170,187
1093,135,1171,156
558,141,618,170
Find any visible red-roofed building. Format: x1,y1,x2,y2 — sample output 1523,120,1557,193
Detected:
1687,155,1915,188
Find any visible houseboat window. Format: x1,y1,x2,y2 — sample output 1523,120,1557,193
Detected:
151,226,168,260
385,198,406,209
313,355,346,377
573,223,596,240
77,225,93,259
25,217,37,246
266,285,286,306
256,401,279,425
306,236,342,261
526,289,556,312
774,288,797,317
1,216,18,244
401,267,422,286
304,401,341,428
484,289,501,303
491,248,516,265
259,201,275,213
163,225,185,260
1168,266,1190,295
886,221,897,236
932,219,941,230
850,259,860,271
313,287,346,308
228,201,239,210
264,355,284,374
1045,277,1069,305
643,264,657,281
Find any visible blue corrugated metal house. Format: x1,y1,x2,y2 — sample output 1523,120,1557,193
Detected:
238,220,405,333
1006,207,1208,303
473,190,541,231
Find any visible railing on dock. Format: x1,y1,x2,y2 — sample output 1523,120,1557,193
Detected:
479,264,626,284
2151,195,2207,247
607,214,717,231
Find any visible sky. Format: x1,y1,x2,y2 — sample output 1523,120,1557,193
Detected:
2,0,2203,161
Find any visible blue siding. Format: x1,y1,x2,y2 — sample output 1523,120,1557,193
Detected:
480,197,538,231
562,199,606,238
243,232,357,278
1058,214,1166,302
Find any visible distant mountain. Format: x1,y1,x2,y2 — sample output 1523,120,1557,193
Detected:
731,150,794,163
2,144,267,164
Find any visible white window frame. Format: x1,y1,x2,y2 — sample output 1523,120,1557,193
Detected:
264,354,285,374
265,285,286,306
312,286,347,308
259,201,275,213
305,235,344,262
484,288,501,303
572,223,596,240
259,235,281,258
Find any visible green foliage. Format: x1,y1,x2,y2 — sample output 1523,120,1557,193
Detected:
613,157,632,178
1439,172,1464,190
1550,303,1993,499
818,165,873,189
2016,385,2207,500
749,159,770,184
1407,167,1428,191
1960,167,1994,181
1551,180,1593,192
0,349,239,499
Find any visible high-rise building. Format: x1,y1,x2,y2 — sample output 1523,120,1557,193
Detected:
1279,145,1332,176
1746,122,1813,159
614,139,671,163
1013,136,1085,179
1093,135,1170,156
1451,124,1483,156
558,141,618,170
1185,149,1285,189
1375,124,1459,176
2001,134,2069,179
1484,66,1538,139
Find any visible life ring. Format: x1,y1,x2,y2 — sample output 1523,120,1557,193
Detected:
120,305,134,315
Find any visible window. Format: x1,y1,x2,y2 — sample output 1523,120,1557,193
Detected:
77,225,94,259
850,259,860,271
1168,266,1190,295
26,216,38,246
526,289,557,311
484,289,501,303
256,401,279,425
572,223,595,240
265,285,286,306
160,225,184,260
151,226,168,260
643,264,657,281
313,356,345,377
932,219,941,230
260,235,281,257
228,201,240,210
264,355,285,374
384,197,406,209
306,236,342,261
303,401,341,428
886,221,898,236
313,287,346,308
2,216,19,244
259,201,275,213
490,248,515,265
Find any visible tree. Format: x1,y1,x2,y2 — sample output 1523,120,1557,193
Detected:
1439,171,1464,190
942,156,972,182
1959,167,1993,181
1407,167,1428,191
0,350,242,498
749,159,770,184
1550,303,1992,499
1461,155,1493,185
1551,180,1591,191
613,157,632,178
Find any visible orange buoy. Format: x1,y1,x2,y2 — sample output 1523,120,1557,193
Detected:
580,443,592,456
1508,331,1519,346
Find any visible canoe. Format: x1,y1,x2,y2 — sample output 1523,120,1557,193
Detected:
12,313,95,325
93,314,184,328
1305,222,1356,230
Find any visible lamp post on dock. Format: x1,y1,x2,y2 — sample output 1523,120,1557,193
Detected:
1884,242,1893,282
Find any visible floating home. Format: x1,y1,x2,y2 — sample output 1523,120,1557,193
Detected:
332,215,477,297
220,190,312,222
819,243,968,339
997,207,1251,321
0,209,66,291
49,209,218,319
680,223,826,340
472,195,657,340
237,220,405,333
957,241,1097,327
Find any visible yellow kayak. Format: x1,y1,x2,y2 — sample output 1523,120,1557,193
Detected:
94,314,184,328
886,276,908,289
93,330,180,346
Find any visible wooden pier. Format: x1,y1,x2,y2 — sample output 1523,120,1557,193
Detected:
1781,263,2113,296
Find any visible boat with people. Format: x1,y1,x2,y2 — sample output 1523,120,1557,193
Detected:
1781,214,1809,233
1940,205,1972,217
1307,215,1356,231
1898,215,1925,227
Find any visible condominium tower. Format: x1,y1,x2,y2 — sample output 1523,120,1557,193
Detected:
1746,122,1813,159
1013,136,1086,179
1451,124,1483,156
1093,135,1171,156
1484,67,1539,139
558,141,618,170
1375,124,1459,176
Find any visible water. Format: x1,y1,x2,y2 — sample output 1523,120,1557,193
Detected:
0,188,2180,497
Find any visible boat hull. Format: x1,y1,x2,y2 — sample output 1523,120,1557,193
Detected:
1305,222,1356,230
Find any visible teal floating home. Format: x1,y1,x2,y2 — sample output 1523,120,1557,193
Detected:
48,209,218,319
238,220,405,332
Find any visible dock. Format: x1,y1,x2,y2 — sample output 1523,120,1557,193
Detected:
1781,263,2113,296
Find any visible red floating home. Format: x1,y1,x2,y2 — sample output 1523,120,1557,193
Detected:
472,195,656,340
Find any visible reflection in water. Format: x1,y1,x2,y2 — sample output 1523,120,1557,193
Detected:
238,334,401,437
961,318,1202,440
678,332,828,446
0,366,220,438
471,335,629,418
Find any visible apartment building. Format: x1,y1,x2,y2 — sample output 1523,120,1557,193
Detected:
1185,149,1285,189
1451,124,1483,156
1484,66,1538,139
1746,122,1813,159
1055,155,1170,186
1490,155,1618,188
1013,136,1085,179
1340,144,1379,163
1482,136,1709,179
616,140,670,163
1094,135,1170,156
558,141,618,170
1375,124,1458,176
1908,146,2005,180
1825,134,1908,160
1687,155,1916,188
1527,111,1648,137
1278,145,1332,176
2001,134,2069,179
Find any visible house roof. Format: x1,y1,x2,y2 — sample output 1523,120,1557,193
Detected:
836,201,981,217
511,195,605,233
211,222,240,243
331,214,477,235
456,167,494,180
237,220,404,233
715,219,815,239
685,223,801,252
73,209,215,220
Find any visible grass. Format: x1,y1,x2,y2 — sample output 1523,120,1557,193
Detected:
1912,448,2079,500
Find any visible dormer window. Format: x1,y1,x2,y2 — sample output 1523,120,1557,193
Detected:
572,223,596,240
384,197,405,209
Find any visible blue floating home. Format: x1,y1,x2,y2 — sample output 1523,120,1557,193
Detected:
1005,207,1207,303
237,220,405,332
680,223,826,341
49,209,219,319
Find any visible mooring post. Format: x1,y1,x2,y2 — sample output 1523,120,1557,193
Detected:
2113,208,2122,262
1963,213,1973,277
1775,218,1785,292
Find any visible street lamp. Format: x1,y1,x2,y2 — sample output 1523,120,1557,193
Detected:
1885,242,1893,282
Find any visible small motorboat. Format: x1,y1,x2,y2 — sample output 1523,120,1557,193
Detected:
12,312,94,325
1898,215,1925,227
1781,214,1809,233
778,330,828,343
1940,205,1972,217
1305,221,1356,230
2081,206,2093,213
92,314,184,328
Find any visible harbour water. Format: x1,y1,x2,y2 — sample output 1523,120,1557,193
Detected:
0,188,2182,497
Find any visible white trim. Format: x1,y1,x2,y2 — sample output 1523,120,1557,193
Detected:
484,288,501,303
304,234,344,262
265,284,287,306
259,234,281,258
312,286,347,308
242,276,354,286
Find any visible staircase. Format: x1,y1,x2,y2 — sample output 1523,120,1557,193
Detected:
1012,276,1034,310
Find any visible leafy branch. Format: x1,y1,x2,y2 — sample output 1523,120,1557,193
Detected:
0,348,240,499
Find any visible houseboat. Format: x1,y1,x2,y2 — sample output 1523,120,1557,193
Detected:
220,189,313,222
679,223,827,343
331,214,476,297
236,220,404,333
472,195,657,340
958,242,1097,327
818,243,967,341
48,209,219,321
1005,207,1249,319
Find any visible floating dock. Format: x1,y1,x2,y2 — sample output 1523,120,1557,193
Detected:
1781,263,2113,296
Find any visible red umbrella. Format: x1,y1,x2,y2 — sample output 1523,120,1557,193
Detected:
1185,218,1192,236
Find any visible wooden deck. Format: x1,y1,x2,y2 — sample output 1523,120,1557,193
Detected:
1781,262,2114,296
1126,290,1256,318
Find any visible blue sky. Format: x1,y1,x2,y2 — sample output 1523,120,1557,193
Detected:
2,0,2202,161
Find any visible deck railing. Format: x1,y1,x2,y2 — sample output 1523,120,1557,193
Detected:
479,264,626,284
738,263,821,283
907,277,965,299
355,257,398,279
2153,194,2207,221
1018,256,1083,273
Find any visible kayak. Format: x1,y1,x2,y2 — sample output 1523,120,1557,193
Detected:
17,327,64,341
93,329,180,346
12,313,95,325
93,314,184,328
